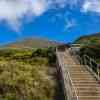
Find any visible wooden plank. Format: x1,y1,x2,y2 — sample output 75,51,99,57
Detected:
56,49,100,100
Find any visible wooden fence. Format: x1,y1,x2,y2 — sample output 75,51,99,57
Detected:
69,47,100,81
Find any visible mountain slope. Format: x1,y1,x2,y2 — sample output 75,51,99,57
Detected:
75,33,100,63
4,38,62,48
75,33,100,45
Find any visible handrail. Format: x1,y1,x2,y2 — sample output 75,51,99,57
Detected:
84,54,97,65
69,47,100,81
67,69,79,100
56,49,79,100
83,54,100,81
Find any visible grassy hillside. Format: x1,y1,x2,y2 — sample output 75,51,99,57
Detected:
0,48,59,100
75,33,100,45
75,33,100,63
3,38,61,49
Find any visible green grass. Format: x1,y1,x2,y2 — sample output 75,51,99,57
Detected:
75,34,100,45
0,48,57,100
79,44,100,64
96,59,100,64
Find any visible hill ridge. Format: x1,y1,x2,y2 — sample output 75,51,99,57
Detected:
3,38,62,48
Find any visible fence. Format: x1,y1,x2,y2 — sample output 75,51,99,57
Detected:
69,47,100,81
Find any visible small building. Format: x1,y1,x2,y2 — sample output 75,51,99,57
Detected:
57,44,70,51
69,44,81,55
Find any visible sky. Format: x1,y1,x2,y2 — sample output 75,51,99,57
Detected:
0,0,100,45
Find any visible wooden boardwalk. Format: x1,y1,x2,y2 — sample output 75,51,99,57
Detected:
56,48,100,100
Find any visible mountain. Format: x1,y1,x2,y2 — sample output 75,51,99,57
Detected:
75,33,100,45
3,38,62,49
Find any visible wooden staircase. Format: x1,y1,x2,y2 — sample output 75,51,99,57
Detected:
56,48,100,100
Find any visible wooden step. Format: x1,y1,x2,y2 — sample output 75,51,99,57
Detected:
76,87,99,91
56,50,100,100
69,72,93,76
73,81,97,84
68,68,86,70
70,73,91,76
71,78,95,82
78,96,100,100
74,84,100,87
77,92,100,96
67,65,86,68
64,62,76,65
68,70,89,73
67,66,86,69
69,75,93,79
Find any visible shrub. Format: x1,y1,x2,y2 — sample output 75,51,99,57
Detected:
80,44,100,59
0,48,56,100
0,61,56,100
47,47,56,65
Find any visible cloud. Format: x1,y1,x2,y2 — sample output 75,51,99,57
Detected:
0,0,80,31
0,0,48,31
64,19,76,31
49,0,79,9
82,0,100,13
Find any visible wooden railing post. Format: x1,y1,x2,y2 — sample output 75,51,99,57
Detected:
83,55,86,65
69,47,100,81
97,64,100,81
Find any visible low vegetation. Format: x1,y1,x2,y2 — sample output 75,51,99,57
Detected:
0,47,57,100
79,45,100,64
75,33,100,45
75,33,100,64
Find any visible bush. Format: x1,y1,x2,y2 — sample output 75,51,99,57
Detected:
31,48,48,57
47,47,56,65
80,44,100,59
0,60,55,100
0,48,57,100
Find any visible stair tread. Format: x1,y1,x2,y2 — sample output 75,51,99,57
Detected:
56,50,100,100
